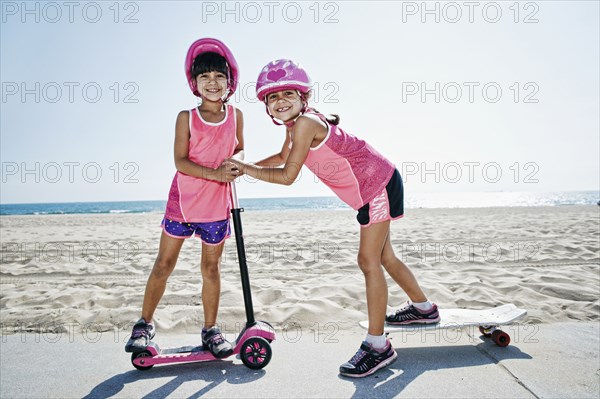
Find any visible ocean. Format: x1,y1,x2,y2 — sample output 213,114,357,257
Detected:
1,191,598,216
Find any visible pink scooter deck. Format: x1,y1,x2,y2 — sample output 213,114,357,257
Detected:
131,321,275,370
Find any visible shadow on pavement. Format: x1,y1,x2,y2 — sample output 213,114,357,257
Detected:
342,342,532,399
84,358,265,399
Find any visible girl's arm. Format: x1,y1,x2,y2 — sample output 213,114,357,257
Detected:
173,111,239,182
231,108,245,161
231,116,319,185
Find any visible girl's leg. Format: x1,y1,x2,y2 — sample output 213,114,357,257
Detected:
358,220,392,336
200,241,225,329
380,234,428,303
199,241,233,359
141,231,185,322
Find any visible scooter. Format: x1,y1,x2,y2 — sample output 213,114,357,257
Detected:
131,182,275,370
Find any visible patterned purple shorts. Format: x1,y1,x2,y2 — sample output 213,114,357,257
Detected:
161,218,231,245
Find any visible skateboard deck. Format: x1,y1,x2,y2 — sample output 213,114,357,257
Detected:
359,304,527,346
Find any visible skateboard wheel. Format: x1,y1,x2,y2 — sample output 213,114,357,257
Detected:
479,326,493,337
491,330,510,347
240,337,272,370
131,350,154,371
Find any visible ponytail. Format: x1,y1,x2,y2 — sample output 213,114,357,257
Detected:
305,107,340,126
301,91,340,126
325,113,340,126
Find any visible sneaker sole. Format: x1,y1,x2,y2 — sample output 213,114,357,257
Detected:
125,344,149,353
203,342,234,359
339,351,398,378
124,335,155,353
213,348,234,359
386,317,441,326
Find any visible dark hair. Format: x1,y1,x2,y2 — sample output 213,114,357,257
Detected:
302,92,340,126
306,107,340,126
190,52,228,80
324,113,340,125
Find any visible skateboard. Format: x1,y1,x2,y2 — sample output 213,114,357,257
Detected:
359,304,527,347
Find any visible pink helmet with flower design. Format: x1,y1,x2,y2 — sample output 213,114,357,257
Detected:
185,38,239,99
256,59,312,102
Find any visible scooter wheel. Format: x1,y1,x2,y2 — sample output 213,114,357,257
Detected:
131,350,154,370
240,337,272,370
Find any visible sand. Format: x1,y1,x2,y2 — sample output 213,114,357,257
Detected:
0,205,598,336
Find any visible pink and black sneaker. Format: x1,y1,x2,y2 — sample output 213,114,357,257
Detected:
125,318,155,353
386,302,441,325
202,327,234,359
339,339,398,378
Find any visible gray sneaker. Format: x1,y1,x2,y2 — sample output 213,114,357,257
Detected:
125,318,155,353
202,326,233,358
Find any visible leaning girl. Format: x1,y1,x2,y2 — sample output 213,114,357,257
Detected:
228,59,439,377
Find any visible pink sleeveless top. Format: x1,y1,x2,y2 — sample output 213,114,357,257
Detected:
297,112,395,210
164,105,238,222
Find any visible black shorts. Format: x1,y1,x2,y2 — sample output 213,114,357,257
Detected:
356,169,404,227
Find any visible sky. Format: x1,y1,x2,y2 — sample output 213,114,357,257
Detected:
1,0,599,203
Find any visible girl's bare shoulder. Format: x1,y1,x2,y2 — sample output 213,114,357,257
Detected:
295,113,326,131
176,109,191,121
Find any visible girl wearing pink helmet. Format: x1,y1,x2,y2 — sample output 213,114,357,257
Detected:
229,59,439,378
125,38,244,359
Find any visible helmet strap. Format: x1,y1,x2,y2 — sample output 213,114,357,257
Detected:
223,63,237,103
265,102,285,126
220,90,229,105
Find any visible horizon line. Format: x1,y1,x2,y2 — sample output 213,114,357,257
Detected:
1,189,599,206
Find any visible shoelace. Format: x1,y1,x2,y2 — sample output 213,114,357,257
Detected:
393,301,413,316
207,333,225,345
349,346,368,366
131,324,151,339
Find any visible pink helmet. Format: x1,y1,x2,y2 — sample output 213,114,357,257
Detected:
256,59,312,102
185,38,239,99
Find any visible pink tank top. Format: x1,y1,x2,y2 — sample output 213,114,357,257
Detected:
164,104,238,222
299,112,395,210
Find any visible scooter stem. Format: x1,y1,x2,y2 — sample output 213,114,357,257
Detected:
230,181,256,326
230,179,240,209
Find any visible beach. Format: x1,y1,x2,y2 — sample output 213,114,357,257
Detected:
1,205,598,335
1,205,599,398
